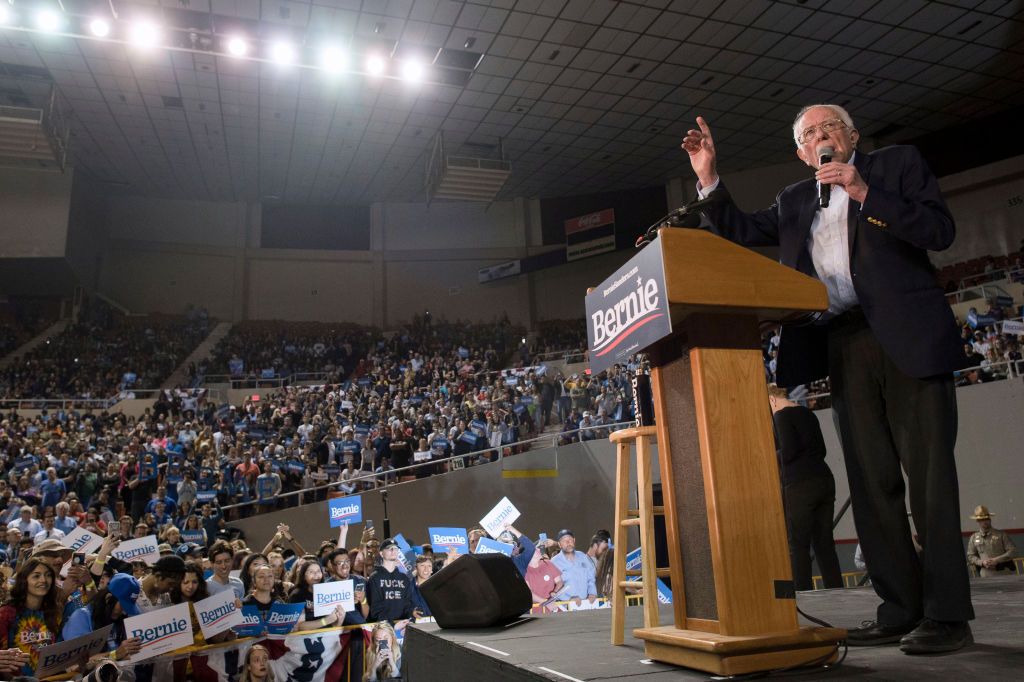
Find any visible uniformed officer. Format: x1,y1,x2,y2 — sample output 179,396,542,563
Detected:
966,506,1017,577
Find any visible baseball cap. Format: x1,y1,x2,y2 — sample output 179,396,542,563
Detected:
379,539,399,552
175,543,202,558
108,573,142,617
556,529,574,541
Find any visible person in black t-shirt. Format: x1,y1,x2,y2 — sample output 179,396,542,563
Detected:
769,385,843,591
366,539,414,625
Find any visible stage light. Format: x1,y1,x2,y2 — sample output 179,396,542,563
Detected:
269,41,296,65
366,55,386,76
401,58,425,82
320,45,348,73
89,18,111,38
129,21,161,48
226,36,248,57
0,6,12,25
34,9,63,33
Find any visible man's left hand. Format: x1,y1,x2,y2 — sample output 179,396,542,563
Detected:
815,162,868,204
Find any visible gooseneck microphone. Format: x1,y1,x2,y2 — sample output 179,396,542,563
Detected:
817,145,834,208
635,187,729,248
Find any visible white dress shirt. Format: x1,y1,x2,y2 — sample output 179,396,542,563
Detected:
698,153,861,315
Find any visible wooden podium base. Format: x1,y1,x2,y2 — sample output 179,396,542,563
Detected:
634,625,846,676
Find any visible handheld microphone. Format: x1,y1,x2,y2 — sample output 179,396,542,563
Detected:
817,146,834,208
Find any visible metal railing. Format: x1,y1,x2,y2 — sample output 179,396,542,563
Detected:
798,358,1022,408
529,348,588,363
201,371,333,389
220,420,636,512
946,267,1023,303
0,387,225,412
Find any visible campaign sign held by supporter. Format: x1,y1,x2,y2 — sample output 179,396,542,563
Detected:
313,580,355,617
265,602,306,635
196,490,217,503
475,538,514,556
480,497,521,538
194,589,244,640
328,495,363,528
112,535,161,565
182,530,205,544
428,527,469,554
123,602,194,661
35,625,112,679
61,525,104,556
233,606,265,637
393,534,412,552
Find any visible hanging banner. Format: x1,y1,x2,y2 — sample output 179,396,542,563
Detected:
566,208,616,262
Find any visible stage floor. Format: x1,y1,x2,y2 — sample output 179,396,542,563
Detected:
406,575,1024,681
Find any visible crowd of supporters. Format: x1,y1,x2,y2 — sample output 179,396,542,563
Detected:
528,319,588,363
208,320,374,383
0,298,58,359
0,300,211,402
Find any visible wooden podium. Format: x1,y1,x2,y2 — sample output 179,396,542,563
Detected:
585,229,845,676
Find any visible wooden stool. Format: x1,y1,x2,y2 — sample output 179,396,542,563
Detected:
610,426,669,645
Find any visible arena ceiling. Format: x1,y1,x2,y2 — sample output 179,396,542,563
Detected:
0,0,1022,204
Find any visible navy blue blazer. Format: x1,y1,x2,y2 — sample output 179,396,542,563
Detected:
701,145,965,387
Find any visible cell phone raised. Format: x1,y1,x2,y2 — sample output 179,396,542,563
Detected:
108,521,121,536
378,639,389,651
73,553,86,566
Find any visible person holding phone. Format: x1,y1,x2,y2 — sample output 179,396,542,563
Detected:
364,621,401,681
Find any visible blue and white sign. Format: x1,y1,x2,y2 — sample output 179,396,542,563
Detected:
60,526,103,556
194,589,244,640
181,530,205,545
479,497,521,538
123,602,194,661
428,527,469,554
196,490,217,503
111,535,161,565
265,602,305,635
34,625,112,679
328,495,363,527
313,579,355,616
393,534,412,553
475,538,514,556
233,606,265,637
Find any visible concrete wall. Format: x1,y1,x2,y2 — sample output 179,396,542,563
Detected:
0,167,73,258
229,378,1024,566
228,440,640,552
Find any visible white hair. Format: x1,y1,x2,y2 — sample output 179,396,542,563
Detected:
792,104,856,145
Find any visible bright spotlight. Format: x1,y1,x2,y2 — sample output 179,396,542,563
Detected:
34,9,63,33
366,55,386,76
320,46,348,73
89,18,111,38
0,6,13,25
401,59,425,82
129,21,161,48
226,36,248,57
269,41,296,65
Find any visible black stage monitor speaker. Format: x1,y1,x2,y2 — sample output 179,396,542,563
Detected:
419,553,532,628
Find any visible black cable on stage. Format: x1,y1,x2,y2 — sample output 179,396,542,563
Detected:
707,607,848,681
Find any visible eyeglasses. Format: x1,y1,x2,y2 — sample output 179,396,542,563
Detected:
796,118,847,144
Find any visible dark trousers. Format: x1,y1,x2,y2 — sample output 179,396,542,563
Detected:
828,312,973,625
783,475,843,590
